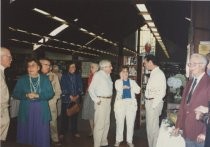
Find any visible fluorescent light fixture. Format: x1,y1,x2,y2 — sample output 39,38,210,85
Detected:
74,18,78,22
80,28,88,32
154,32,159,36
70,43,76,46
49,24,69,36
89,32,96,36
33,24,68,50
33,8,50,16
142,14,152,21
136,4,148,12
97,36,103,40
151,28,157,32
103,39,108,42
147,22,155,27
185,17,191,22
141,24,150,31
33,37,49,50
52,16,66,23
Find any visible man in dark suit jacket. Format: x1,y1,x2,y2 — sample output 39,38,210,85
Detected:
173,53,210,147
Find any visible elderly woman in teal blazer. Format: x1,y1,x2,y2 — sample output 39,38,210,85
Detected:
13,58,54,147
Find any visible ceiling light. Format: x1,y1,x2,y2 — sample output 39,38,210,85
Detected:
80,28,88,32
142,14,152,21
89,32,96,36
147,22,155,27
33,37,49,50
136,4,148,12
97,36,103,40
154,32,159,36
33,24,68,50
103,39,108,42
52,16,66,23
185,17,191,22
151,28,157,32
33,8,50,16
49,24,69,36
74,18,78,22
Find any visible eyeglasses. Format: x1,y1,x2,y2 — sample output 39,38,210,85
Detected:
41,63,51,67
187,62,203,67
2,55,12,60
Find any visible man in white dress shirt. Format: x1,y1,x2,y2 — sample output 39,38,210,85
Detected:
88,60,113,147
143,54,166,147
0,47,12,141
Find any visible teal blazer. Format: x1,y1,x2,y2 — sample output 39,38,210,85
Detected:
13,74,54,123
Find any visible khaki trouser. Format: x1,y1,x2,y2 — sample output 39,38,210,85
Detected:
93,98,111,147
114,99,137,143
49,99,59,142
0,108,10,140
145,100,163,147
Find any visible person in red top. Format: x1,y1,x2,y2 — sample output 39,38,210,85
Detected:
173,54,210,147
82,63,99,136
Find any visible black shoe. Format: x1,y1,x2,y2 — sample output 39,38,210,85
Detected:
101,145,110,147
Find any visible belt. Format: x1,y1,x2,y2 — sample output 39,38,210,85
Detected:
98,96,112,99
145,98,154,100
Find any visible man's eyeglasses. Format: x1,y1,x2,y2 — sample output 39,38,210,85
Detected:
41,63,51,67
187,62,203,67
2,55,12,60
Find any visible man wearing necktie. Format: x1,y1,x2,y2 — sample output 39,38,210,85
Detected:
173,53,210,147
0,47,12,141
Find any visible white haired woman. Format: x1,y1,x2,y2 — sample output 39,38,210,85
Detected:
82,63,99,136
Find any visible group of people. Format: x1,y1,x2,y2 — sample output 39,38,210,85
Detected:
86,60,141,147
0,47,79,147
1,46,210,147
83,56,167,147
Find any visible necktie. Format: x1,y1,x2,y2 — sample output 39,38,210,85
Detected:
186,78,197,104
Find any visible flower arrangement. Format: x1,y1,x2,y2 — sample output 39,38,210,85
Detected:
167,77,182,89
167,74,186,91
167,74,186,102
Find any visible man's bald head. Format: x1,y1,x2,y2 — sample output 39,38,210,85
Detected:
1,47,12,68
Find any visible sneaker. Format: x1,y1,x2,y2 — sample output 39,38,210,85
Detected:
127,142,134,147
114,141,120,147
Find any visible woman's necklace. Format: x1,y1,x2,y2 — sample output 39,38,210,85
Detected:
29,74,40,93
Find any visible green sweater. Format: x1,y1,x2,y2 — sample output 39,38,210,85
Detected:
13,74,54,123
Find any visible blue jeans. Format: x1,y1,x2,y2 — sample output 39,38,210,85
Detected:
185,138,204,147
